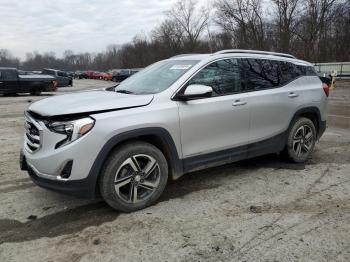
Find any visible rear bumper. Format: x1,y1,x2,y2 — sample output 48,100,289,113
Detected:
318,120,327,139
20,150,96,199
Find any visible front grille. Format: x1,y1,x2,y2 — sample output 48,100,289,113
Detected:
24,114,41,153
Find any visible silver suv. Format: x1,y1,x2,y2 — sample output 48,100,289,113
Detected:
20,50,328,212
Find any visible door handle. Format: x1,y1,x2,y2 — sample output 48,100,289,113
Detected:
288,92,299,98
232,100,247,106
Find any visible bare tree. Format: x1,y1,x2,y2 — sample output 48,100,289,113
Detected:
272,0,300,52
329,1,350,61
167,0,209,51
0,49,20,67
152,19,184,53
215,0,267,49
296,0,338,61
2,0,350,70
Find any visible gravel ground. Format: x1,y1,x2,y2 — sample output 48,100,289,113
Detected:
0,79,349,262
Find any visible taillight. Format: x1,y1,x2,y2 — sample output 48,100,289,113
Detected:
323,83,329,97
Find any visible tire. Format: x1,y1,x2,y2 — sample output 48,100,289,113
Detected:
30,90,41,96
286,117,317,163
99,141,168,212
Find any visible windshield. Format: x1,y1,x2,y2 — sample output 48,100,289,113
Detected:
115,60,199,94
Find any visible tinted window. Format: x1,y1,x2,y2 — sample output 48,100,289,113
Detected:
305,66,317,75
1,70,17,80
240,59,317,91
239,59,282,91
187,59,240,96
279,61,298,83
42,69,56,76
120,70,130,75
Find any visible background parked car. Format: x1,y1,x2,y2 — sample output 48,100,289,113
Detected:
65,71,75,78
102,72,112,81
42,68,73,87
91,71,104,80
84,71,94,79
0,67,57,95
74,70,90,79
112,69,141,82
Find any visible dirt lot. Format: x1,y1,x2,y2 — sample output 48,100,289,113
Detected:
0,79,349,262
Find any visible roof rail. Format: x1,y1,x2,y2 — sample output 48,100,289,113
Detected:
171,53,201,58
214,49,296,59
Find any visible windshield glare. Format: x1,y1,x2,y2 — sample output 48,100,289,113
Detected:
115,60,199,94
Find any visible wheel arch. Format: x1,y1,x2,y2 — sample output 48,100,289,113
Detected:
289,107,323,138
87,127,184,198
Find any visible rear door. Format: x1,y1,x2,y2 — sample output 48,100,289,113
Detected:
0,69,20,94
57,71,68,86
178,58,250,158
240,58,304,144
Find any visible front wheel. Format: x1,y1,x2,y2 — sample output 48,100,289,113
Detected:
99,142,168,212
286,117,317,163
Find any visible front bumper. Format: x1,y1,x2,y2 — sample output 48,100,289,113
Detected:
22,112,104,181
21,150,96,199
21,112,108,199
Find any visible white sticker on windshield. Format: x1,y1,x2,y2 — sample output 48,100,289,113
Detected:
170,65,192,70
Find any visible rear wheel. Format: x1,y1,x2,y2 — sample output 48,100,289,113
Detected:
30,90,41,96
99,142,168,212
286,117,316,163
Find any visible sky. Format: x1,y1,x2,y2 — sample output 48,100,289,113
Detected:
0,0,181,60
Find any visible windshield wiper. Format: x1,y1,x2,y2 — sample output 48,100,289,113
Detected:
116,89,135,94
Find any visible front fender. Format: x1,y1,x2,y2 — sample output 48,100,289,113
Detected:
87,127,184,198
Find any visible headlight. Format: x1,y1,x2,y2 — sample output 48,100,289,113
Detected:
46,117,95,148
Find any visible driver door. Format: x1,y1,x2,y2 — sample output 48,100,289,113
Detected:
177,58,251,159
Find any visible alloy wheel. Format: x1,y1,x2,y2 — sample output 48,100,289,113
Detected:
292,124,314,158
114,154,160,203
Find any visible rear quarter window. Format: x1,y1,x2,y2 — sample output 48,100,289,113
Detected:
305,66,317,75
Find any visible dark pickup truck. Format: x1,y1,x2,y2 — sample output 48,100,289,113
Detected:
0,68,57,95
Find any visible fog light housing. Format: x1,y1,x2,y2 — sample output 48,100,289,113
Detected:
60,160,73,179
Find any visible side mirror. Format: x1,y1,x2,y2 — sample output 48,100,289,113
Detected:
176,84,213,101
105,84,119,91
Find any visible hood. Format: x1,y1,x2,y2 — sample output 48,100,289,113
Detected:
29,90,154,117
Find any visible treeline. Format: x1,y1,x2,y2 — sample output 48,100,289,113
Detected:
1,0,349,71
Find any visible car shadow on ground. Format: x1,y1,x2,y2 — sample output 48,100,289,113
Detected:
0,154,305,244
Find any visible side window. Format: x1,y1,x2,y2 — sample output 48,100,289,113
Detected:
1,70,16,80
239,59,281,91
279,61,298,84
241,60,317,91
294,65,306,76
187,59,240,96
